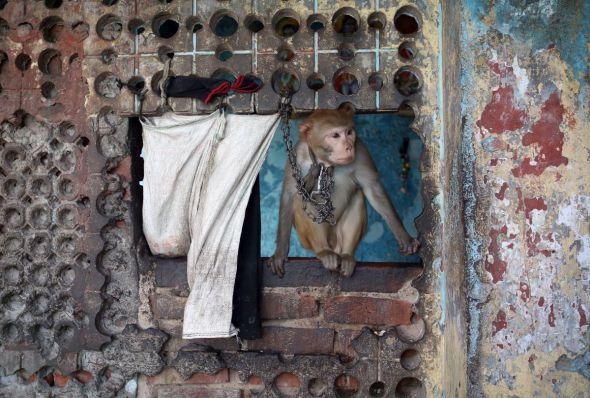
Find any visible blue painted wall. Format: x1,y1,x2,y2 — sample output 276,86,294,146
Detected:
260,114,423,263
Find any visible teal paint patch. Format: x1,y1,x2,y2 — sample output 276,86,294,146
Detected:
260,114,423,262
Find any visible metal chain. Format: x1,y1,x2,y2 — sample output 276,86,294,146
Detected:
279,94,335,225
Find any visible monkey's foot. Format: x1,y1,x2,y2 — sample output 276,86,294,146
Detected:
340,254,356,277
317,250,339,272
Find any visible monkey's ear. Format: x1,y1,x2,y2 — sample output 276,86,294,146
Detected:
338,102,356,116
299,122,311,141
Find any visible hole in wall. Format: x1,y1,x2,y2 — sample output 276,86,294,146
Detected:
332,7,360,35
394,377,426,398
308,378,328,396
215,44,233,62
186,16,204,33
333,67,359,96
0,50,8,73
44,0,63,9
38,49,62,76
244,14,264,33
367,11,386,30
40,16,64,42
307,13,327,32
15,53,32,71
277,43,295,62
272,372,301,396
101,0,119,5
399,41,417,61
153,12,179,39
271,68,300,96
306,72,325,91
394,66,422,96
272,9,300,38
101,48,118,65
368,72,385,91
210,9,239,37
394,6,422,35
334,374,360,398
211,68,235,84
400,348,421,370
369,381,386,397
97,14,122,41
95,72,122,98
337,42,356,61
128,18,146,35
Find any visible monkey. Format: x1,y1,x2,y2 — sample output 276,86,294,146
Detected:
268,103,420,278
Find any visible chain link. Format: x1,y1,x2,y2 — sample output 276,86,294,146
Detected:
279,94,336,225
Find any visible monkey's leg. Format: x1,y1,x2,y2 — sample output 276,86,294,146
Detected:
335,190,367,277
293,207,339,272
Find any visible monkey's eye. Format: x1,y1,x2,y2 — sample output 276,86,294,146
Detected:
346,129,354,136
332,133,341,138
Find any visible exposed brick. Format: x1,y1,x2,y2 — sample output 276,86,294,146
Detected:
247,327,334,355
263,259,338,288
334,329,363,360
152,293,186,320
155,386,241,398
147,367,229,385
323,296,413,326
339,263,422,293
260,292,319,320
155,258,189,289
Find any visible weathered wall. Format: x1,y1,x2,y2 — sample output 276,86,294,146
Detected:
461,0,590,396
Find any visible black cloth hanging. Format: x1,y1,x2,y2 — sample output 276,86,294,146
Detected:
165,75,263,104
232,177,262,339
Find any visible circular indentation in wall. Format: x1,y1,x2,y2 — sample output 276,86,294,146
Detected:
102,0,119,5
308,378,328,396
368,72,385,91
57,176,77,200
306,72,325,91
332,7,360,35
152,12,179,39
333,67,359,96
159,0,173,3
76,253,92,269
38,49,62,76
3,204,25,229
95,72,122,98
128,18,146,35
101,48,118,65
126,76,146,95
3,294,25,313
0,18,8,39
29,176,52,198
271,68,300,96
393,66,422,96
210,9,239,37
56,323,75,343
2,323,20,343
56,204,77,229
77,136,90,148
3,145,27,171
369,381,386,397
54,233,78,257
211,68,236,85
41,81,58,99
337,42,355,61
186,16,204,33
277,43,295,62
58,265,76,287
394,6,422,35
15,53,32,71
244,14,264,33
16,22,33,39
58,121,77,142
2,176,26,199
400,348,421,370
215,44,233,62
395,377,425,398
272,9,300,38
4,266,22,285
272,372,300,396
368,11,387,30
395,313,426,342
28,233,52,258
97,14,123,41
334,374,360,398
31,293,51,315
31,265,50,286
399,41,417,61
3,233,24,253
56,149,76,173
40,16,64,43
157,45,174,63
307,13,327,32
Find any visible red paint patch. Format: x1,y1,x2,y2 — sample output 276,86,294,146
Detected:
524,197,547,223
519,282,531,303
485,225,508,283
477,85,526,134
512,92,568,177
490,158,499,166
492,310,507,336
538,297,545,307
528,354,537,363
548,304,556,327
515,188,524,213
495,182,509,200
526,229,552,257
578,304,588,327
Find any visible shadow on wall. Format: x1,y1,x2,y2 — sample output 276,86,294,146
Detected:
260,113,423,263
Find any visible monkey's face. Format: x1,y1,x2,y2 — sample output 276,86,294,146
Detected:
320,124,356,166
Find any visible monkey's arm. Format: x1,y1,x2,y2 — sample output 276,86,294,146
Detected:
267,165,297,277
354,144,420,255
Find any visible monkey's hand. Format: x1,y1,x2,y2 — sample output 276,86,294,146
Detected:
340,254,357,278
317,250,339,272
267,253,287,278
398,236,420,256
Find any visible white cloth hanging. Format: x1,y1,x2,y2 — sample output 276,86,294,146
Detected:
140,111,280,338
